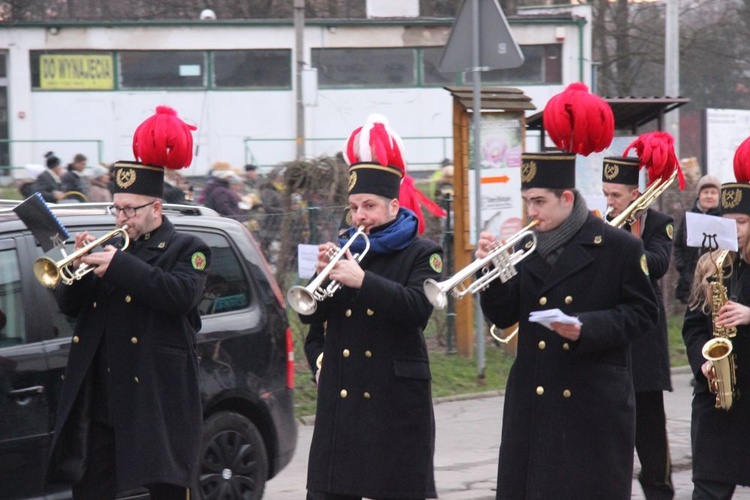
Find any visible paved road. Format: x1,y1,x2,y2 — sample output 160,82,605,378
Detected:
265,368,750,499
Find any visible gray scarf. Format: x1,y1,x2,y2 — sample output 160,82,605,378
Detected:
535,194,589,265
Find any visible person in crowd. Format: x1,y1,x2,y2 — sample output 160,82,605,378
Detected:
17,163,45,198
36,152,64,203
300,114,443,500
258,168,284,255
477,83,658,499
61,153,90,201
46,106,210,500
682,138,750,500
243,163,260,190
204,170,245,220
86,164,113,203
602,132,683,499
163,169,189,204
674,174,722,304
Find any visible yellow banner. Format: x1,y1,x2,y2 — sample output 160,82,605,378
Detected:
40,54,114,90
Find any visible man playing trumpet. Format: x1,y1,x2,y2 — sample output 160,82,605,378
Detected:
300,114,443,500
602,132,682,499
477,84,659,499
46,107,210,499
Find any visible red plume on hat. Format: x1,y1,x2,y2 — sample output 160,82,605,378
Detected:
542,82,615,156
399,175,446,234
343,113,406,174
132,106,197,170
623,131,685,190
343,114,445,233
733,135,750,183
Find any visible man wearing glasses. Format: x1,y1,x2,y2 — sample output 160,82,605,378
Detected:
47,107,210,500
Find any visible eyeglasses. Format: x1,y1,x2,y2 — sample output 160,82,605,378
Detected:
107,200,156,218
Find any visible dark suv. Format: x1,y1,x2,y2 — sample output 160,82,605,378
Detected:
0,202,297,499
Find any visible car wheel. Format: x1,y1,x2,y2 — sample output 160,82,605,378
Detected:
197,412,268,500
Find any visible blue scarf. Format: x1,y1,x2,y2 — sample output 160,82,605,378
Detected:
339,208,418,255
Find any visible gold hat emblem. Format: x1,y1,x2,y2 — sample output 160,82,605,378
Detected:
348,171,358,192
722,188,743,210
521,160,537,184
604,163,619,181
116,168,137,190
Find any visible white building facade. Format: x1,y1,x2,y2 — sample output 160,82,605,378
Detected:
0,4,592,177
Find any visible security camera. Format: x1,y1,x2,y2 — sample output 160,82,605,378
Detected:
199,9,217,20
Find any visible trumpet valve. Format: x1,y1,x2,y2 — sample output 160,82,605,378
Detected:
490,250,519,284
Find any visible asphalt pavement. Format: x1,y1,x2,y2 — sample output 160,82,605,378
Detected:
265,367,750,499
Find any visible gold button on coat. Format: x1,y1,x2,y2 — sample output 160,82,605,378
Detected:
342,349,350,357
345,309,352,317
563,342,570,351
565,296,573,304
92,302,97,309
539,297,547,306
366,309,374,316
538,341,546,350
563,389,572,398
134,377,139,384
125,295,132,303
72,336,80,344
131,337,138,344
340,389,348,398
363,392,371,399
536,386,544,395
365,350,372,358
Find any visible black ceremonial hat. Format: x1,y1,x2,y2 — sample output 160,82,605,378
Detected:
520,152,576,190
602,156,640,186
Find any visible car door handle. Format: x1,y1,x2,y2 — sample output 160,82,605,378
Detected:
8,385,45,398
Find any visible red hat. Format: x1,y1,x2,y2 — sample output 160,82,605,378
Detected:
113,106,196,198
343,114,405,200
622,131,685,190
343,114,445,233
722,135,750,214
522,83,614,190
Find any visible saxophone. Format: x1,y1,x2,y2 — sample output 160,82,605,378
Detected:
701,249,739,411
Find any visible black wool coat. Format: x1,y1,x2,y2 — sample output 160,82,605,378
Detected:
682,257,750,486
301,234,443,499
47,218,210,492
36,170,62,203
627,208,674,392
480,213,658,500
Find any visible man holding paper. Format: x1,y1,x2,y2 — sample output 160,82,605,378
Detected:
476,151,658,499
475,81,658,500
602,141,678,500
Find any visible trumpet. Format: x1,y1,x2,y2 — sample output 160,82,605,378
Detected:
608,169,678,228
33,225,130,289
288,226,370,315
424,220,538,309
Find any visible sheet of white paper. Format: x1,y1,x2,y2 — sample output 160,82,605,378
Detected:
528,308,582,330
685,212,738,251
297,244,319,279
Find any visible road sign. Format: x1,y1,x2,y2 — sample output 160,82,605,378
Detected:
439,0,524,73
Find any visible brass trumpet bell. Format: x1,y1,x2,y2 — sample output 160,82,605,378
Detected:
288,226,370,315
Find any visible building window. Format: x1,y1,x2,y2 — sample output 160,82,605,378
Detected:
312,48,416,87
464,44,562,85
421,47,458,86
212,50,291,89
119,51,206,89
30,51,115,90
